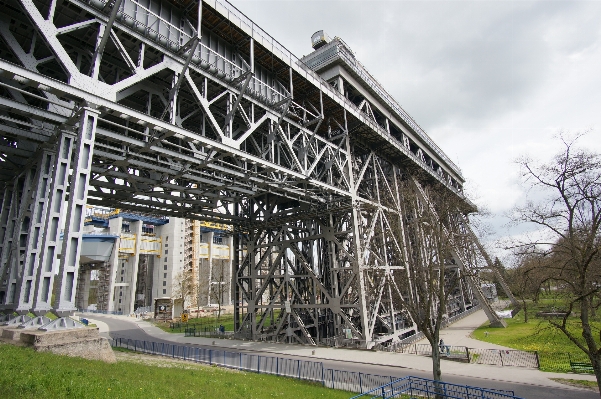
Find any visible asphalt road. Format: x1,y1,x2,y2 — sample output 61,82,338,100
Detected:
91,315,598,399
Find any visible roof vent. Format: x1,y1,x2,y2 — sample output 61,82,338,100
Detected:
311,30,331,50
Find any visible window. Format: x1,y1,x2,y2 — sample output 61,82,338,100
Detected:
164,265,167,270
163,281,166,286
120,277,123,282
164,273,167,278
164,250,168,255
162,289,166,295
164,244,168,248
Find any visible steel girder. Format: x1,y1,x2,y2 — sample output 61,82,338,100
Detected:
0,0,510,344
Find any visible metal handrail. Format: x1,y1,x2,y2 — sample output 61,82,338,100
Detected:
350,376,522,399
334,43,462,175
110,337,520,398
208,0,464,181
83,0,465,193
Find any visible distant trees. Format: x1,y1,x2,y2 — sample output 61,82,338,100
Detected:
171,268,196,310
506,256,546,322
198,259,230,320
209,260,230,320
509,133,601,391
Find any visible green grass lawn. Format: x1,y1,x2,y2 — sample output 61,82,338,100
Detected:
153,313,236,333
472,301,601,372
550,378,599,391
0,343,354,399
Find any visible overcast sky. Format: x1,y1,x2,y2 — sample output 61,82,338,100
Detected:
230,0,601,260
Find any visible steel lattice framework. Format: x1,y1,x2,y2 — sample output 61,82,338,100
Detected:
0,0,515,345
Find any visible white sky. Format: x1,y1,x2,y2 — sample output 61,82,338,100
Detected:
230,0,601,259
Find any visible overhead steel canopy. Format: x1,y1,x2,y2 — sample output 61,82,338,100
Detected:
0,0,514,344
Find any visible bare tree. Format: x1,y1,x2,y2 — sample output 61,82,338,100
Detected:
387,177,466,384
171,268,195,311
509,132,601,391
507,255,546,323
209,260,230,320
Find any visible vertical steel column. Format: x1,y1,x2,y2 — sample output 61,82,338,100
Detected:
106,216,122,312
1,168,34,310
32,131,76,316
232,202,240,333
344,112,370,342
0,185,15,289
15,149,56,314
126,220,142,315
226,235,233,305
206,231,214,304
54,108,100,316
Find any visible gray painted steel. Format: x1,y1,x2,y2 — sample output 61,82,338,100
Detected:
0,0,512,343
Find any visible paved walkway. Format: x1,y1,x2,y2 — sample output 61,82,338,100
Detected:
85,310,598,392
413,310,514,350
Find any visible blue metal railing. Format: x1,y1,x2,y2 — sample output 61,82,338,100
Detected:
350,376,523,399
110,338,521,398
77,309,123,315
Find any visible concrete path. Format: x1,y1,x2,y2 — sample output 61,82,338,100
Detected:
83,311,598,394
413,309,515,350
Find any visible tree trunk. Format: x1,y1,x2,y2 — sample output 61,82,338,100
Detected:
522,299,528,323
580,298,601,396
432,347,442,380
431,343,443,399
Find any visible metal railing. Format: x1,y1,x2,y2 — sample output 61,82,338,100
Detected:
184,326,234,339
77,308,123,315
350,376,523,399
377,305,481,353
444,304,482,327
334,43,462,176
405,344,539,369
208,0,468,195
320,336,375,349
110,337,518,397
81,0,465,197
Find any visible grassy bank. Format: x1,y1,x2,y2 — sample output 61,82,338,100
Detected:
0,343,353,398
472,300,601,372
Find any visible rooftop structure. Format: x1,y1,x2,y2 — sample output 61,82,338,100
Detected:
302,33,464,190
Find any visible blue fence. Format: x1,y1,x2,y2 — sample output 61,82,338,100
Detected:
111,338,521,398
77,309,123,315
350,376,523,399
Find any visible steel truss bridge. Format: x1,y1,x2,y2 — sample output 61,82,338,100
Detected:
0,0,515,345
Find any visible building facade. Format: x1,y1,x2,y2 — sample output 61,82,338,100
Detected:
76,208,232,315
